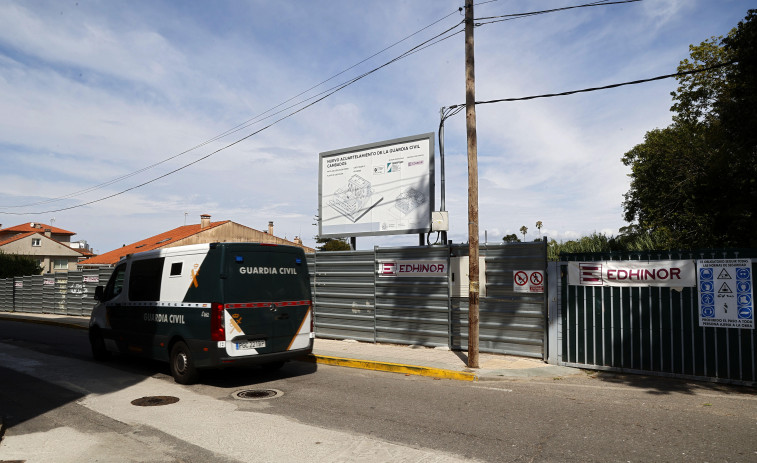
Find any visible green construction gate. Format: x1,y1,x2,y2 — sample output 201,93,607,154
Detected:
556,250,756,386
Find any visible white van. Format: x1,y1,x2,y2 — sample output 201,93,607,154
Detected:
89,242,313,384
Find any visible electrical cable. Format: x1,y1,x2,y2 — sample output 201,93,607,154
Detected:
444,61,736,110
1,20,466,215
1,8,464,210
474,0,640,26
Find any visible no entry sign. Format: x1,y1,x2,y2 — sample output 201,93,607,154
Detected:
514,270,544,293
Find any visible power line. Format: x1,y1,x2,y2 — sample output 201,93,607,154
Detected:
474,0,641,25
445,61,736,109
1,19,466,216
1,8,464,210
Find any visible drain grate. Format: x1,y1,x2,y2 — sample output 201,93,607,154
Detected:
131,396,180,407
231,389,283,401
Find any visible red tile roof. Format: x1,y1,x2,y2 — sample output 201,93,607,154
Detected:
0,222,75,235
78,220,231,266
0,231,36,247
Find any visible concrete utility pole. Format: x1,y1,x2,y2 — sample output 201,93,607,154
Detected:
464,0,480,369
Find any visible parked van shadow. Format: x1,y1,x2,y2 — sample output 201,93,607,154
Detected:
195,360,318,388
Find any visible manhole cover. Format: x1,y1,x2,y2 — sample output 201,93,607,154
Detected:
131,396,180,407
231,389,283,401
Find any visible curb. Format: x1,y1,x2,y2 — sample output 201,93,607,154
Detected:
0,314,482,382
308,354,478,382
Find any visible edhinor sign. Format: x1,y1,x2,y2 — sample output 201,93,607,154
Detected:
567,260,696,287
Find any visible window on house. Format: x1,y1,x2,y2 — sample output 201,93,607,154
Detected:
53,259,68,270
32,238,41,246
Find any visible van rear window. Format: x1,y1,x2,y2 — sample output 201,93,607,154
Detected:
225,250,309,302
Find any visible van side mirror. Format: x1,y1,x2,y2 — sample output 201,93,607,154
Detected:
94,285,105,301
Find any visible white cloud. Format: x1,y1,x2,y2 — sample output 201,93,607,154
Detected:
0,0,749,252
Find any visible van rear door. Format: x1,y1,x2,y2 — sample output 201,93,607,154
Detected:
220,244,311,357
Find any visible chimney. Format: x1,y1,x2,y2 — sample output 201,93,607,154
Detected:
294,236,302,246
268,221,274,235
200,214,211,229
44,228,52,238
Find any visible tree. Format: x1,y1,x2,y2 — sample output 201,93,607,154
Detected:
502,233,520,243
622,10,757,248
535,221,543,236
315,237,351,251
0,251,42,278
519,226,528,241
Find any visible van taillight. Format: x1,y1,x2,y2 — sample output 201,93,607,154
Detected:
211,303,225,341
310,304,314,333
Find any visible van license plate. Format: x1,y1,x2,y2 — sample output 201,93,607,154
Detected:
236,340,265,350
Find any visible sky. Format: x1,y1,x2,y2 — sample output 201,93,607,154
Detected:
0,0,751,254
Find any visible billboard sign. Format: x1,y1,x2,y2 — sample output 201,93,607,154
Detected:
318,133,434,238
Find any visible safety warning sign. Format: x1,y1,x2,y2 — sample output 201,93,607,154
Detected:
697,259,753,329
514,270,544,293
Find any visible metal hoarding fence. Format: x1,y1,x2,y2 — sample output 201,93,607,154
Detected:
309,242,548,357
559,250,757,385
451,242,547,359
1,241,552,359
310,250,376,342
375,246,450,347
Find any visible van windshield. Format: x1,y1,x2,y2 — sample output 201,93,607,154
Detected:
224,248,310,302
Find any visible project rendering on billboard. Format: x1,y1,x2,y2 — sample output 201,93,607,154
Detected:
318,132,435,238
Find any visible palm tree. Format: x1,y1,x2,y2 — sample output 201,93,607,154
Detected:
536,221,543,236
519,225,528,241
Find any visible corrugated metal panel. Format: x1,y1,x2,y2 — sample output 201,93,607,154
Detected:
29,276,44,313
80,268,105,317
42,275,56,313
451,242,547,358
311,250,376,342
66,271,84,316
17,276,42,313
53,275,68,314
560,251,757,385
374,246,449,347
12,277,24,312
0,279,13,312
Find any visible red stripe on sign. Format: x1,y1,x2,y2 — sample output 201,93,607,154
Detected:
224,300,311,309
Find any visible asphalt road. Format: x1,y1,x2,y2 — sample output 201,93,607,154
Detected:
1,319,756,462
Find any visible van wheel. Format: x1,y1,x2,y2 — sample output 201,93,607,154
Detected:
89,327,110,361
169,342,199,385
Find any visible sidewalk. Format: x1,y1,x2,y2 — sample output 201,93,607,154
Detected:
0,312,579,381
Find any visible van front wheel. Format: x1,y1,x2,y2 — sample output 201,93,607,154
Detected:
89,327,110,361
169,342,199,385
